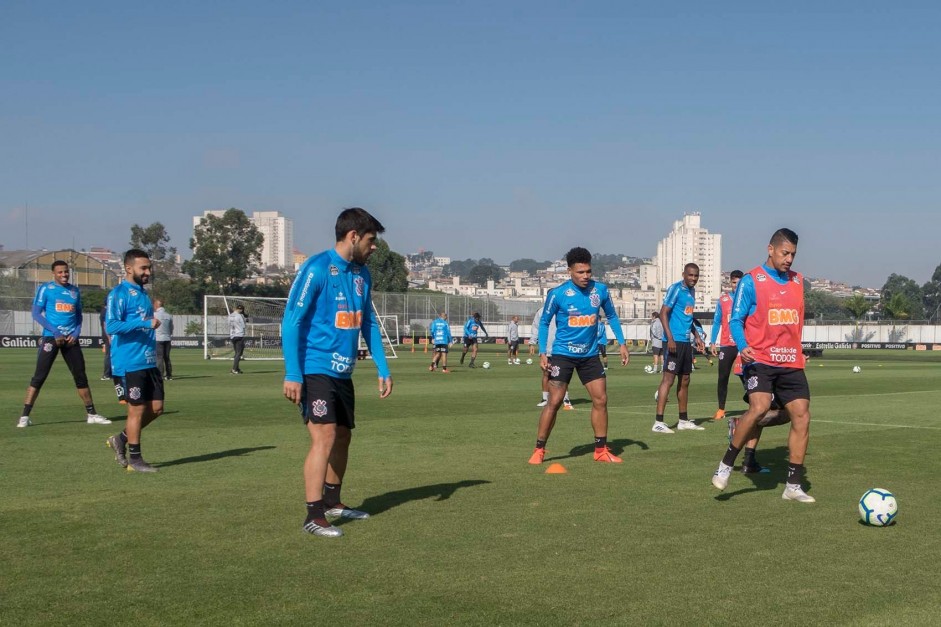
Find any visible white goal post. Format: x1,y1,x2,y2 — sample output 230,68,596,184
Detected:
202,295,398,361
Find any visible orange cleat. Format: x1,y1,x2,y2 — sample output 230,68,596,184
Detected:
713,409,726,421
593,447,623,463
528,448,546,464
563,402,574,410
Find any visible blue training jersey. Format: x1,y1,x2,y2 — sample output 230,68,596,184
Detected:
429,318,452,345
32,281,83,338
663,280,696,342
597,319,607,346
539,279,625,357
106,280,157,375
282,248,390,383
463,317,486,339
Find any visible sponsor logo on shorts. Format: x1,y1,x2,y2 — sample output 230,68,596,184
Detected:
719,350,725,360
550,365,561,377
43,341,54,352
747,376,758,390
311,399,328,418
668,361,676,372
114,384,125,397
129,387,142,400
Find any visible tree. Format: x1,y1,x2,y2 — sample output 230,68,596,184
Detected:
152,278,205,314
922,262,941,322
509,258,552,276
130,222,178,279
366,238,408,292
182,209,264,292
843,294,871,320
467,264,506,286
804,290,844,319
882,293,915,320
442,258,478,279
880,273,924,320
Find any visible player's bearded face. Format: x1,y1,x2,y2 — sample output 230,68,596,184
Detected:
569,263,592,287
768,242,797,273
352,232,378,264
127,258,152,285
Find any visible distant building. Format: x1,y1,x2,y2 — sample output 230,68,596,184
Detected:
0,249,120,289
655,213,721,310
293,248,307,270
193,210,295,269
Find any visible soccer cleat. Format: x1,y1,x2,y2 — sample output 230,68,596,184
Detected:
712,462,733,490
741,463,770,475
536,399,548,407
86,414,112,425
428,365,436,371
106,435,128,468
17,416,32,428
468,363,476,368
713,409,726,421
677,419,705,431
593,447,623,463
441,368,450,373
782,485,816,503
127,458,159,473
651,421,674,434
100,375,110,381
324,504,370,519
528,448,546,464
303,519,343,537
563,402,574,410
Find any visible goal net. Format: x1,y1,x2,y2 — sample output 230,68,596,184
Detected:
203,295,398,361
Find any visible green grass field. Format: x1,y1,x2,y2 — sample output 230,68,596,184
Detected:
3,345,941,626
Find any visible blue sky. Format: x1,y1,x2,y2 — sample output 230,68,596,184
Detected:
2,2,939,287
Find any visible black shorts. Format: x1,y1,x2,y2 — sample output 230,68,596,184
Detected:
507,339,520,351
300,374,355,429
30,337,89,389
597,344,607,357
742,363,810,407
434,344,449,353
664,341,694,376
123,368,165,405
463,337,478,347
547,355,606,386
652,344,663,356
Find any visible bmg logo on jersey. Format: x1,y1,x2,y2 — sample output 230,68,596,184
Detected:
54,301,75,313
768,308,800,325
567,313,597,328
334,310,363,330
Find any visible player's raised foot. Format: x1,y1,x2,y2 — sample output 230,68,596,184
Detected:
126,458,159,473
303,519,343,538
677,419,705,431
593,447,623,463
782,485,816,503
713,408,726,421
17,416,32,428
325,504,370,519
528,448,546,464
562,402,574,410
651,421,674,434
106,435,128,468
86,414,112,425
712,462,733,490
741,463,770,475
536,400,548,407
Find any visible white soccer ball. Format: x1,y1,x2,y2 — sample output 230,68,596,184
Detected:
514,358,521,365
644,364,654,374
526,358,533,365
852,365,861,373
858,488,898,526
482,361,491,369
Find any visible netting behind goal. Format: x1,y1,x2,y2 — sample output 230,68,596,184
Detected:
203,295,399,361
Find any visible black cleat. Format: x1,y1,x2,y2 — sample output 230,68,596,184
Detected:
106,435,128,468
740,463,770,475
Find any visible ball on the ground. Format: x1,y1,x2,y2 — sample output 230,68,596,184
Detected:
644,364,654,374
858,488,898,526
482,361,491,369
852,365,861,373
525,358,533,365
513,358,520,365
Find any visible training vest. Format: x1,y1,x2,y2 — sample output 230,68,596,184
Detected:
717,293,734,347
744,266,805,369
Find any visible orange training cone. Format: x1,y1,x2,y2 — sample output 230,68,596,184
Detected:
545,463,567,474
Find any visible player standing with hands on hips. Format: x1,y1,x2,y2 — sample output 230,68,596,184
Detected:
282,208,393,538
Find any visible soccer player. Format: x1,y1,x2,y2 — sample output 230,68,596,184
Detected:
506,315,521,365
154,299,174,380
282,207,393,538
727,353,789,474
532,301,572,409
597,317,609,371
709,270,744,421
229,304,246,374
712,228,815,503
652,263,705,434
528,247,630,465
17,260,110,427
649,311,664,373
428,311,453,372
459,312,489,368
105,249,164,473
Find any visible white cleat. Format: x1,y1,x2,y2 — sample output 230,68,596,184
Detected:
677,419,705,431
651,421,674,434
536,400,548,407
712,462,733,490
86,414,112,425
17,416,32,428
782,485,816,503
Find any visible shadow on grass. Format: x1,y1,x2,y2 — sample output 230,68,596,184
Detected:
156,445,277,468
714,446,815,501
351,480,491,518
550,437,650,461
